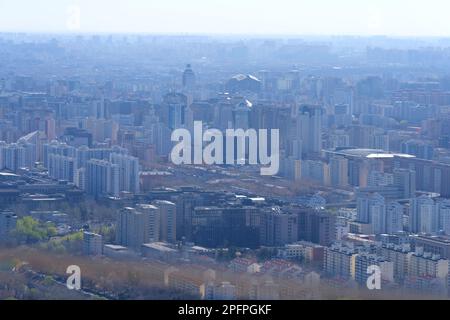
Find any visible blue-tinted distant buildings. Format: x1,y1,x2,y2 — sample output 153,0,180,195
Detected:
402,139,434,160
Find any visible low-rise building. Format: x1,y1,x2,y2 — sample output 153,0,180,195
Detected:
278,241,324,263
141,242,178,261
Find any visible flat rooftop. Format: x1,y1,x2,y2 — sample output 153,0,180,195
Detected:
326,148,416,159
142,242,177,252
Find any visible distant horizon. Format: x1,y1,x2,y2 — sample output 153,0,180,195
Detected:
1,0,450,37
2,31,450,40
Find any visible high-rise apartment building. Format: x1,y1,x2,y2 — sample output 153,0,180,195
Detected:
86,159,119,197
393,168,416,199
410,196,439,234
110,153,140,194
297,209,336,246
329,156,349,187
259,208,298,246
386,202,404,234
408,251,449,279
162,93,187,130
136,204,161,242
0,141,36,172
379,244,412,282
48,154,76,182
369,194,386,235
83,232,103,256
152,200,177,244
295,105,323,157
116,207,150,250
43,141,76,169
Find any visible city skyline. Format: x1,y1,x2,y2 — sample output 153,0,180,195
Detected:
4,2,450,303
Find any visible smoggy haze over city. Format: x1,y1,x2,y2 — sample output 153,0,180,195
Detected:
6,0,450,305
1,0,450,36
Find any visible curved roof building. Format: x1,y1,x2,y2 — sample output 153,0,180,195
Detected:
226,74,261,93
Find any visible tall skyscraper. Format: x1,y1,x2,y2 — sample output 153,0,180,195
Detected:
182,64,196,90
295,105,323,157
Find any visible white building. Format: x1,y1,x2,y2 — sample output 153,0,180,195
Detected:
110,153,140,194
48,154,76,182
410,196,439,234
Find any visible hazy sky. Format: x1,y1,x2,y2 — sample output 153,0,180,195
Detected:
1,0,450,36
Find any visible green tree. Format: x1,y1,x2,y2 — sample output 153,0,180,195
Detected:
97,225,115,243
13,217,57,244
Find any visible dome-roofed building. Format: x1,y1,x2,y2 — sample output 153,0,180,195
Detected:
226,74,261,93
